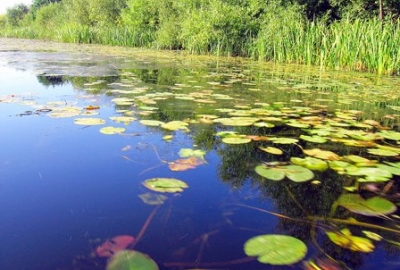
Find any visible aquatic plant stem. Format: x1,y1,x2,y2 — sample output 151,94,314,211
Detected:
130,205,161,249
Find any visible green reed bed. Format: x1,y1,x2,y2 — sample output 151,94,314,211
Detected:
2,17,400,74
253,18,400,75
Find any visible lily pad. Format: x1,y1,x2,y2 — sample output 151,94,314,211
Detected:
74,117,106,125
109,116,136,125
290,157,328,171
255,164,314,182
378,130,400,141
161,121,189,131
139,120,165,126
100,126,126,135
143,178,188,193
300,135,327,144
345,167,392,182
303,148,340,160
259,146,283,155
244,234,307,265
107,250,159,270
367,148,399,157
178,148,206,159
270,137,299,144
222,136,252,144
337,194,397,217
326,228,374,252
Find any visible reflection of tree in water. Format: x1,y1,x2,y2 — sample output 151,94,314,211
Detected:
36,74,68,87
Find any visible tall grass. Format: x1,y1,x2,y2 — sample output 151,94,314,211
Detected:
252,17,400,74
2,3,400,75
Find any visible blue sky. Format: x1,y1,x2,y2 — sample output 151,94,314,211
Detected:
0,0,32,15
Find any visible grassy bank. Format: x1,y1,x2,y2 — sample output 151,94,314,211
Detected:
1,0,399,75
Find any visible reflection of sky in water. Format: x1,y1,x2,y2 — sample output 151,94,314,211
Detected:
0,64,277,270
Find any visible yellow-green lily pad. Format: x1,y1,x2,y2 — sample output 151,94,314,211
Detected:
107,250,159,270
74,117,106,125
244,234,307,265
100,126,126,135
255,164,314,182
337,194,397,217
326,228,374,252
143,178,188,193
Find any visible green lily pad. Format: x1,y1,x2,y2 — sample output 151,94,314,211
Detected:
326,228,374,253
143,178,188,193
378,130,400,141
161,121,189,131
345,167,392,182
367,148,399,157
303,148,340,160
74,117,106,125
255,164,314,182
376,163,400,176
222,136,252,144
254,122,275,128
300,135,327,143
99,126,126,135
337,194,397,217
270,137,299,144
178,148,206,159
106,250,159,270
109,116,136,125
244,234,307,265
213,117,258,126
259,146,283,155
139,120,165,126
290,157,328,171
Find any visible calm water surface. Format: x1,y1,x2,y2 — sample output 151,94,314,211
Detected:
1,40,400,270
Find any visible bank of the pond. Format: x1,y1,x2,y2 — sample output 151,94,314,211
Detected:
2,17,400,75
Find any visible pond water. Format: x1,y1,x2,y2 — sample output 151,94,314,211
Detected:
1,39,400,270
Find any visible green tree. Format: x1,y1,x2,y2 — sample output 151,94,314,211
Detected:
6,4,29,26
30,0,62,19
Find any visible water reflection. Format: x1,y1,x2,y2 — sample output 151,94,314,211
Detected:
1,47,400,270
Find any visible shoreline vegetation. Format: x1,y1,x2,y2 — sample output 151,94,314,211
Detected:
1,0,400,75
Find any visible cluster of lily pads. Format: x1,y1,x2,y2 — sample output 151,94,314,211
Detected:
3,65,400,268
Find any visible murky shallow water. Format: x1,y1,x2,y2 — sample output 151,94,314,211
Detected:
1,38,400,270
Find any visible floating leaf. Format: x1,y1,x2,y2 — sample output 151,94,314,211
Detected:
367,148,399,157
244,234,307,265
290,157,328,171
162,135,173,141
362,231,383,241
161,121,189,131
377,162,400,176
303,148,340,160
337,194,397,217
326,228,374,252
378,130,400,141
213,117,258,126
270,137,299,144
107,250,159,270
222,136,252,144
74,117,106,125
254,121,275,128
346,167,392,182
100,126,126,135
300,135,327,143
255,164,314,182
143,178,188,193
178,148,206,159
139,120,165,126
110,116,136,125
259,146,283,155
168,157,206,171
95,235,135,257
138,193,168,205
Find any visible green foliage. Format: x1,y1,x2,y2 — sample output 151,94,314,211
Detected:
35,2,64,32
6,4,29,26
